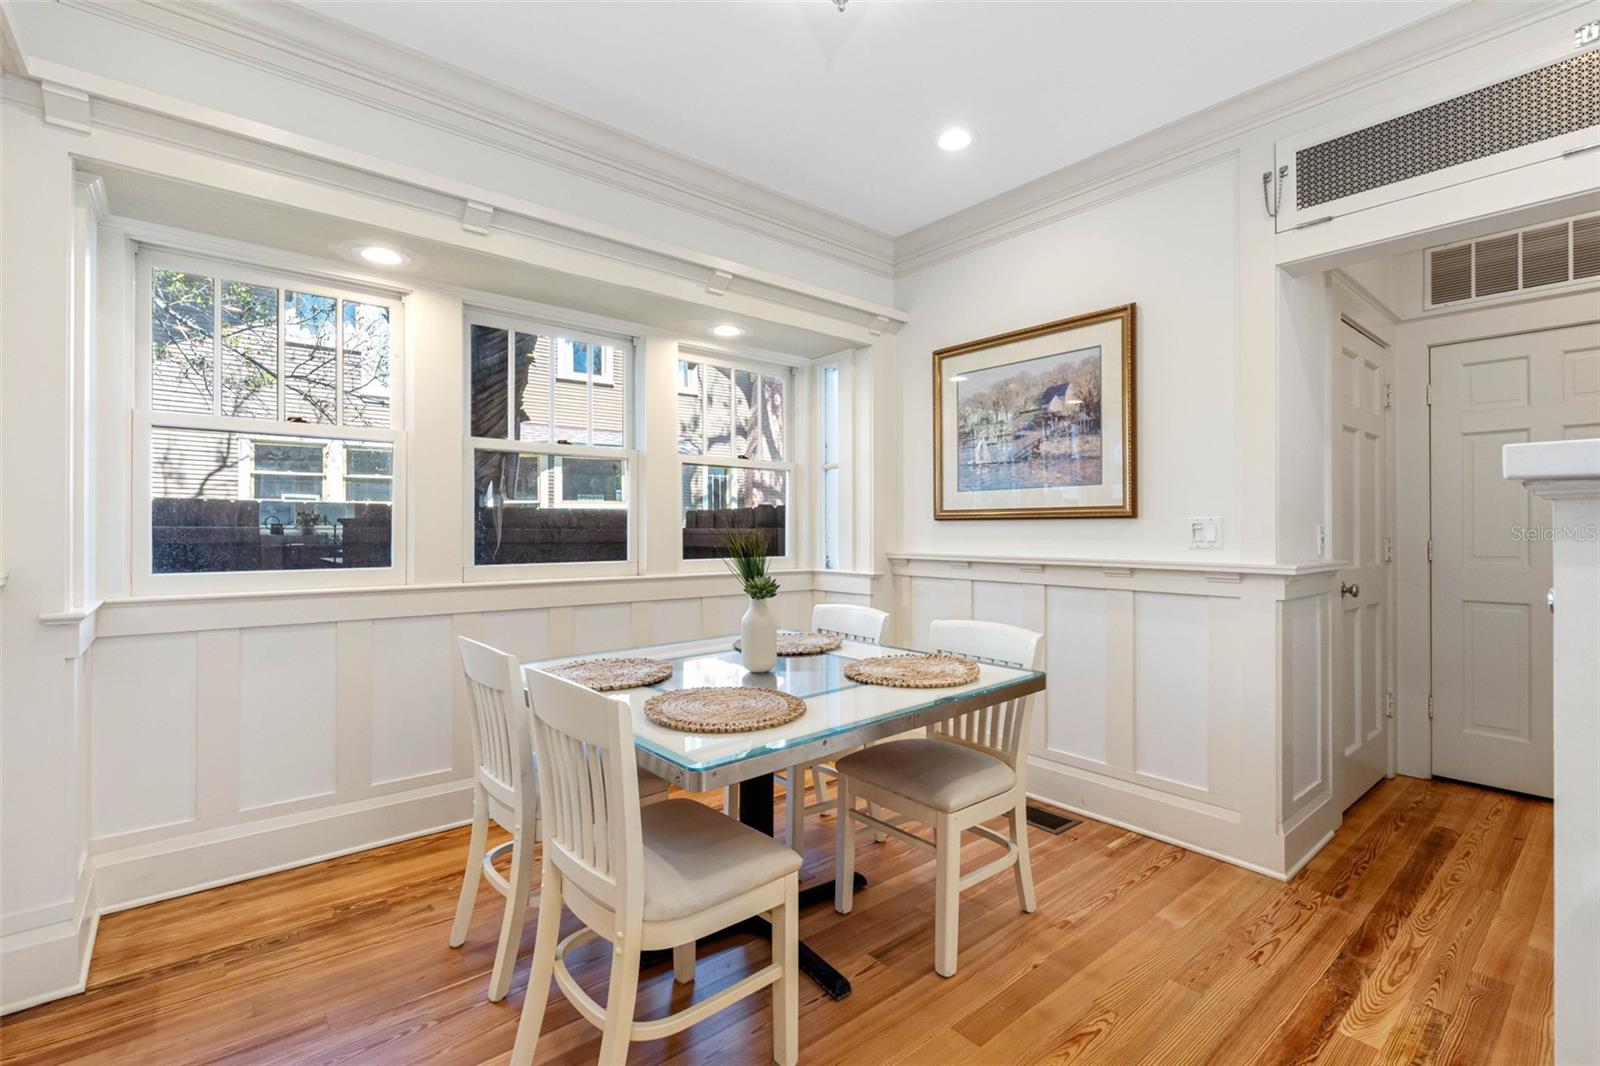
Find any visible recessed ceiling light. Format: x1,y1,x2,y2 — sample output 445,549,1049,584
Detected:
711,323,746,338
937,127,975,152
356,245,406,266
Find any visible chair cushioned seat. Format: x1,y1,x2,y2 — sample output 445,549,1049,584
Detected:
639,799,801,921
835,737,1015,812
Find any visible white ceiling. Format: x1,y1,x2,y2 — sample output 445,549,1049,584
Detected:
299,0,1453,237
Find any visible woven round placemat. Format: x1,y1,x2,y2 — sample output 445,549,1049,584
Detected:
732,631,843,656
547,657,673,692
643,686,807,733
843,653,980,689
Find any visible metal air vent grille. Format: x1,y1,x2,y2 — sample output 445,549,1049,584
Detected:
1427,213,1600,308
1297,50,1600,210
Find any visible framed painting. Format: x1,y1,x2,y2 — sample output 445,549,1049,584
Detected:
933,303,1135,520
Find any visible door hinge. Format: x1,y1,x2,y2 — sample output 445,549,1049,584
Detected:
1425,383,1434,406
1294,215,1334,230
1426,539,1434,562
1383,537,1394,562
1383,379,1393,410
1427,695,1435,720
1385,691,1395,719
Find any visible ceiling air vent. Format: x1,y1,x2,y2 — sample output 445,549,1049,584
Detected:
1296,49,1600,210
1428,213,1600,308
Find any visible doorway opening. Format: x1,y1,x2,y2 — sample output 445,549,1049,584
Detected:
1324,207,1600,804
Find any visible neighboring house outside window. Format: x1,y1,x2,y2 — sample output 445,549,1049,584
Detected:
676,352,792,561
466,311,634,573
138,251,402,587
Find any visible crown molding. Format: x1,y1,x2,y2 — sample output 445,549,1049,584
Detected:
2,75,906,341
50,0,896,277
892,0,1587,276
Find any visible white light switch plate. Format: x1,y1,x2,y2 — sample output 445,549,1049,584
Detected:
1188,516,1222,549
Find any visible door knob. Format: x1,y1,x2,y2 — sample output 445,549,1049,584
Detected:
1340,582,1360,598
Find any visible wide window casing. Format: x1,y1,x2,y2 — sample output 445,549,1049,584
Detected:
465,310,636,577
134,250,404,592
676,350,793,563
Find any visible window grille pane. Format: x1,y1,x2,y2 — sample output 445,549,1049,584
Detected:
758,374,785,461
346,447,392,476
704,364,733,457
150,428,391,573
680,463,787,559
220,281,278,419
472,449,628,565
342,301,392,428
590,343,625,448
283,291,338,424
822,365,839,465
823,466,840,570
151,269,215,414
470,324,510,439
514,332,551,443
677,360,705,455
735,369,759,458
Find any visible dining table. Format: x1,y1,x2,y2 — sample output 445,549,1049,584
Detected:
524,632,1047,1000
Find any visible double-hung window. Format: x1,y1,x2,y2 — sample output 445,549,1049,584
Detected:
135,250,402,590
466,311,634,574
676,351,793,563
819,363,843,570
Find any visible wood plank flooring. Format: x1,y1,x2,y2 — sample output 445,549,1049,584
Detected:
0,777,1552,1065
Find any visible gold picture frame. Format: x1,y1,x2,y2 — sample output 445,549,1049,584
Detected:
933,303,1136,520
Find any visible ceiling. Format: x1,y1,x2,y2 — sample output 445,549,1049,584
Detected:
299,0,1454,236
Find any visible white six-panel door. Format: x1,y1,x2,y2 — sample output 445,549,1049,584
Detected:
1333,314,1394,812
1430,322,1600,798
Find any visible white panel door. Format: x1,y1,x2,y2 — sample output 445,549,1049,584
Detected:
1431,322,1600,798
1332,317,1393,812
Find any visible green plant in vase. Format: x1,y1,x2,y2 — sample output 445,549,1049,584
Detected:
721,526,779,671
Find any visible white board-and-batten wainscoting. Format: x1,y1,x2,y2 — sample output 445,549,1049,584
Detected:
74,572,875,915
890,553,1341,879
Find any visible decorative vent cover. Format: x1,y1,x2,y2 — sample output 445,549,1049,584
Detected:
1297,50,1600,210
1428,214,1600,307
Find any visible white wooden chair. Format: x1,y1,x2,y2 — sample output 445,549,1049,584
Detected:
723,603,891,853
449,637,669,1002
513,667,801,1066
833,619,1043,977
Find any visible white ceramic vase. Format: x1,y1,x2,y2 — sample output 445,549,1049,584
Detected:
740,596,777,672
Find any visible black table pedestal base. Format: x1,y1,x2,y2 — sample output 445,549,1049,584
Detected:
639,773,865,1000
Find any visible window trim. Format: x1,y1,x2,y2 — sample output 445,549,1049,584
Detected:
674,349,796,571
461,309,638,581
132,248,406,595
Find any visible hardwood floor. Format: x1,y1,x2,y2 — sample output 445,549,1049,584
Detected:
0,777,1552,1065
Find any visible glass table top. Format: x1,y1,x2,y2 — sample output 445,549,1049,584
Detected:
526,634,1045,775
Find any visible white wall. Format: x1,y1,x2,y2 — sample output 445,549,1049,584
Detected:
893,157,1242,562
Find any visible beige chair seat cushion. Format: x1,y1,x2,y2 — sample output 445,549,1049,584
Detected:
836,737,1015,812
640,799,801,921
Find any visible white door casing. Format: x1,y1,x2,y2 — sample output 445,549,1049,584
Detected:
1332,311,1395,812
1430,322,1600,798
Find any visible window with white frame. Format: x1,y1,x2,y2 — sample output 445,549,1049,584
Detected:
466,312,634,569
677,353,791,560
820,364,842,570
139,252,401,581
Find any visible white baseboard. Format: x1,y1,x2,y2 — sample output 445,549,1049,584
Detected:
94,779,475,913
1026,758,1296,879
1,867,98,1016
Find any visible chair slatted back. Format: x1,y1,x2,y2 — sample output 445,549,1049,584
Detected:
926,619,1044,770
812,603,890,644
457,637,533,815
523,666,644,914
